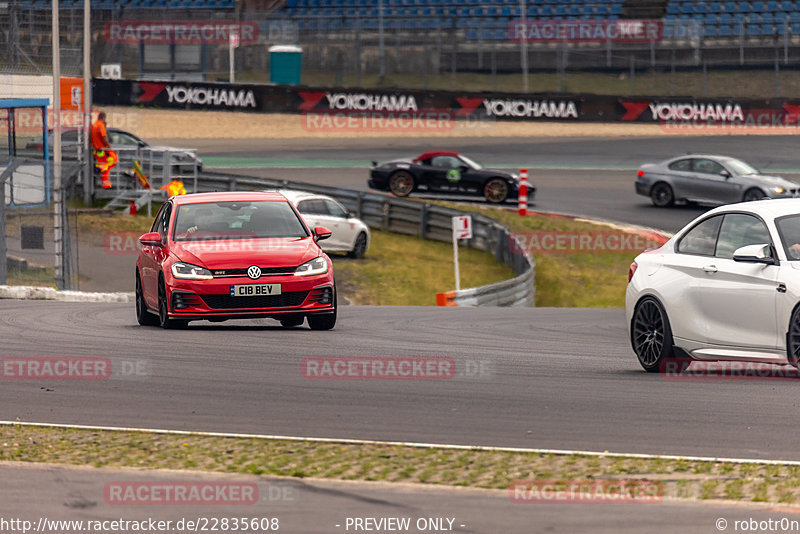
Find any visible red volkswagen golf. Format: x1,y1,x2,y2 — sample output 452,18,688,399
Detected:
135,191,336,330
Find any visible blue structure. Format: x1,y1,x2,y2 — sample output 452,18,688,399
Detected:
0,98,51,209
15,0,799,39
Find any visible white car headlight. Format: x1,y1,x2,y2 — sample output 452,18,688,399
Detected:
295,256,328,276
171,262,213,280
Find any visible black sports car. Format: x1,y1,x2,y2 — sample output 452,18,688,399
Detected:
368,151,529,204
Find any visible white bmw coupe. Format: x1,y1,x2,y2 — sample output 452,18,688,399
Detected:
627,199,800,372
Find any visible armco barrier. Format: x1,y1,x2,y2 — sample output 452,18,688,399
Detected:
193,171,535,307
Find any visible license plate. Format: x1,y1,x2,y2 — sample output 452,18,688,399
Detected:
230,284,282,297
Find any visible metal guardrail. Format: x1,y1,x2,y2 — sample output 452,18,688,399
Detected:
194,172,535,307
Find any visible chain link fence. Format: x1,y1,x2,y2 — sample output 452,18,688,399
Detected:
4,4,800,97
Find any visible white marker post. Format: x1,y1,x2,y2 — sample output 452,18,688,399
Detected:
229,31,240,82
451,215,473,292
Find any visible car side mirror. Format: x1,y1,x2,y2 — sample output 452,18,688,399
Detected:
733,243,774,264
139,232,164,247
138,141,147,148
720,170,731,179
314,226,332,242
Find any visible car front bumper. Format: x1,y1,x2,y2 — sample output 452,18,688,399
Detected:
165,274,335,320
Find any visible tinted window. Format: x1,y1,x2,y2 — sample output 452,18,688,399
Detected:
159,203,172,239
150,203,168,233
297,199,329,215
676,215,723,256
724,158,758,176
668,159,691,172
173,201,309,240
693,158,725,175
431,156,462,168
715,213,771,259
295,200,312,214
110,132,141,146
325,199,347,218
777,215,800,260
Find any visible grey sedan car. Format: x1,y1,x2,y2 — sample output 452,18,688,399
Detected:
635,155,800,207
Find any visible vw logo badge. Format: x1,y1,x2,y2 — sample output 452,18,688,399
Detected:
247,265,261,280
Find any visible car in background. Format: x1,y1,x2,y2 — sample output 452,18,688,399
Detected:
627,198,800,372
135,191,336,330
368,151,525,204
26,127,203,173
636,154,800,207
279,189,370,259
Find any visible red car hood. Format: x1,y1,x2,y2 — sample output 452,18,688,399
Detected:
169,237,321,269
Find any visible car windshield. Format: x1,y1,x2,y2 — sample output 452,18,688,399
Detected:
776,214,800,260
723,158,759,175
459,155,483,169
173,201,309,241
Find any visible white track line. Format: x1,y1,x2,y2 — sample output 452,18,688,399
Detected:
2,420,798,466
0,285,133,302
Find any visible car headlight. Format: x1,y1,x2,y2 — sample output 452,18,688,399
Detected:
171,262,213,280
295,256,328,276
771,186,786,194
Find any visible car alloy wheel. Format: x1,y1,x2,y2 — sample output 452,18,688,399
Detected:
136,272,158,326
348,232,367,259
389,171,414,197
484,178,509,203
788,306,800,367
650,183,674,207
743,188,765,202
631,297,675,372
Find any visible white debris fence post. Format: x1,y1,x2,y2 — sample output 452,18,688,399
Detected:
451,215,473,292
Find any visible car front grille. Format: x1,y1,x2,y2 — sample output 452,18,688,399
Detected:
200,291,309,309
211,267,297,278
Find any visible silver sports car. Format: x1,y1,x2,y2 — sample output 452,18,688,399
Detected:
635,155,800,207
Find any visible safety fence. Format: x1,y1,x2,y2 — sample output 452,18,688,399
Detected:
195,171,536,307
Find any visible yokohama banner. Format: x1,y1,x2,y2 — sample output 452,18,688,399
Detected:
92,79,800,126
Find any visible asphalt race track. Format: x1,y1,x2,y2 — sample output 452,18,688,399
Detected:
0,463,787,534
4,301,800,461
180,134,800,234
7,133,800,531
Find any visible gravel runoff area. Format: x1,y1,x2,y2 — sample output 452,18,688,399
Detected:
102,106,799,140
